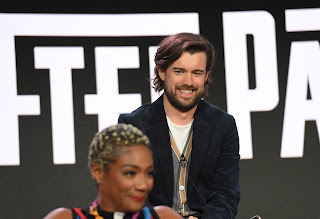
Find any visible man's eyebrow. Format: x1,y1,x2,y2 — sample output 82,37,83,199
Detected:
194,69,205,72
172,67,205,72
172,67,185,70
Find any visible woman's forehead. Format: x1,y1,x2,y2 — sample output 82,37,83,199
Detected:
113,145,153,165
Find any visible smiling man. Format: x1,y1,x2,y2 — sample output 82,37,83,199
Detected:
118,32,240,219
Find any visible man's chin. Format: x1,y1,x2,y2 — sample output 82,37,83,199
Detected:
164,89,202,112
172,101,198,112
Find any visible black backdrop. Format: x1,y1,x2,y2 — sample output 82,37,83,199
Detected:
1,2,320,218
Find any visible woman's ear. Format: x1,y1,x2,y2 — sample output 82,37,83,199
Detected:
90,163,103,184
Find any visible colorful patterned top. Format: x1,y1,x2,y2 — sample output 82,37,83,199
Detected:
72,200,160,219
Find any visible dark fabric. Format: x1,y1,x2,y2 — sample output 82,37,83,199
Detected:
118,95,240,219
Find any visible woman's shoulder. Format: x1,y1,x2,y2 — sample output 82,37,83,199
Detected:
43,207,72,219
153,205,183,219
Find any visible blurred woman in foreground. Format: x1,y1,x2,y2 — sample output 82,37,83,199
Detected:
44,123,183,219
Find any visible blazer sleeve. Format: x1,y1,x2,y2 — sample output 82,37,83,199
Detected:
202,115,240,219
118,114,128,124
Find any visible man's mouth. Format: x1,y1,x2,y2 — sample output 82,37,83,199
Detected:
180,89,193,94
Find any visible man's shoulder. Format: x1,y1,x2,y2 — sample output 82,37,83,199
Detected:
199,99,231,117
121,95,163,119
125,102,152,117
118,101,155,125
197,99,237,128
118,101,158,133
118,95,164,128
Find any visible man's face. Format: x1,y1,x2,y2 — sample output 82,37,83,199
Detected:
159,51,209,112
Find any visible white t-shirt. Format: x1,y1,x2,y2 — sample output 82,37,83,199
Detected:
166,116,193,154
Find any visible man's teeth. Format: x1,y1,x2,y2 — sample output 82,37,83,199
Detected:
180,89,192,94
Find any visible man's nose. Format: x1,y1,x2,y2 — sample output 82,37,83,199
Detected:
182,72,193,86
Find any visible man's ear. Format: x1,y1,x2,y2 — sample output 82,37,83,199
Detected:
205,70,210,82
157,67,165,81
90,163,103,183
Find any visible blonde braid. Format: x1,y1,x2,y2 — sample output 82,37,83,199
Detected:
88,123,150,171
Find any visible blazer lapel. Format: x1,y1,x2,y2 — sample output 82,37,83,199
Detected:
188,100,216,198
146,95,174,200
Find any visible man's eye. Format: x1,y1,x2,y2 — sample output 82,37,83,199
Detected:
194,72,204,76
175,70,182,74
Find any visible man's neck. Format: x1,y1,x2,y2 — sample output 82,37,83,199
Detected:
163,94,197,126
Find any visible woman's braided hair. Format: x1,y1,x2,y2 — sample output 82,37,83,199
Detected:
88,123,150,172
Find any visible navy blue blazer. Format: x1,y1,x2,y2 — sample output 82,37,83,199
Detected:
118,95,240,219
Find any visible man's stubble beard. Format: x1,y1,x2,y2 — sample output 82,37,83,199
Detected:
163,82,203,113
